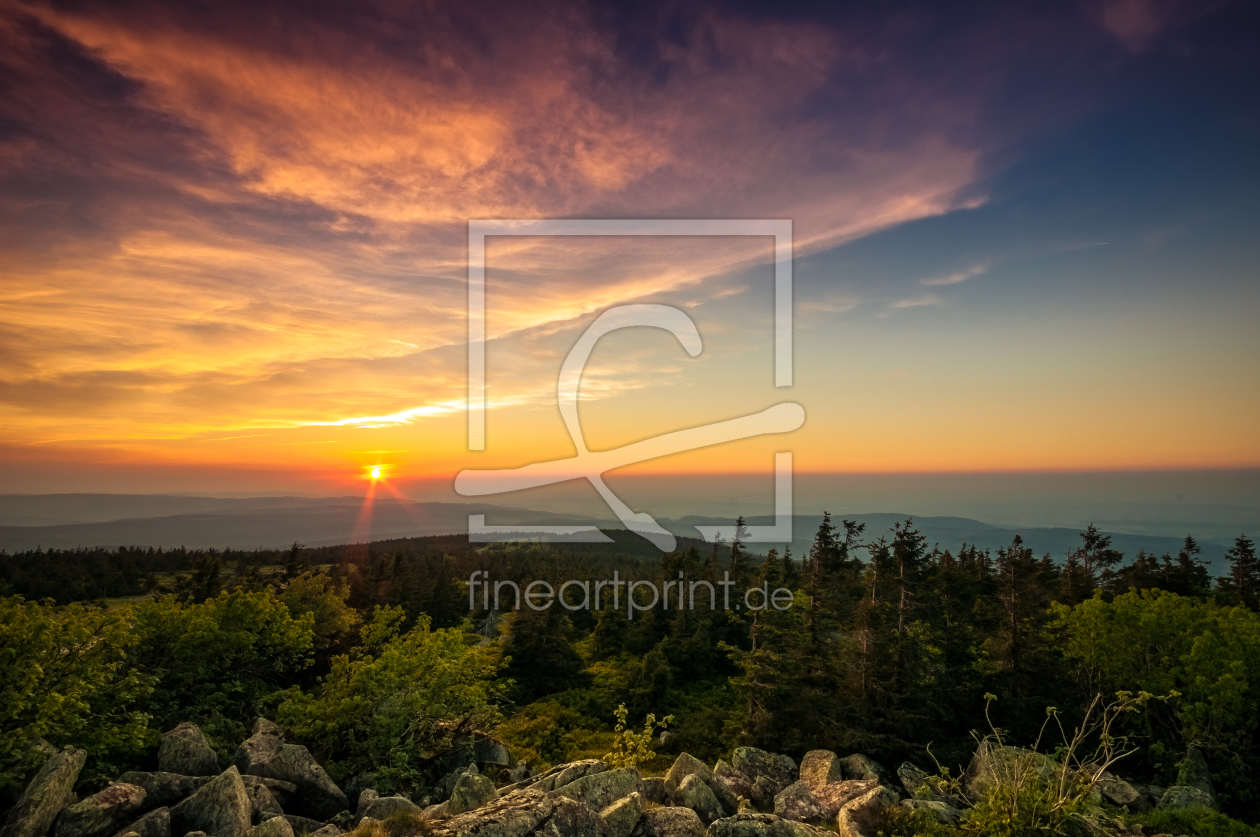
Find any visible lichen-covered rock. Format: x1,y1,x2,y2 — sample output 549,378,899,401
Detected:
159,725,219,778
245,817,293,837
662,758,733,816
234,738,347,821
771,783,823,824
749,779,778,810
56,784,147,837
426,787,607,837
474,737,512,767
704,812,830,837
895,763,928,799
506,762,600,795
245,784,283,821
506,764,533,784
234,733,281,777
541,795,610,837
673,777,722,825
448,772,498,816
342,775,377,811
729,750,795,798
270,815,326,835
353,790,381,823
116,774,212,810
963,741,1057,800
1,748,88,837
111,807,170,837
599,793,642,837
892,763,956,806
663,757,710,799
835,786,898,837
169,767,252,837
1175,747,1216,806
307,821,342,837
640,779,667,806
543,762,609,794
836,757,886,785
796,754,843,793
812,782,877,820
554,768,640,814
241,777,297,804
629,807,703,837
896,800,960,825
439,765,480,801
252,719,284,738
711,764,750,803
1093,770,1149,812
309,826,343,837
1157,785,1216,811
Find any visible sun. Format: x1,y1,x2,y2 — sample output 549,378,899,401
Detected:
363,464,390,481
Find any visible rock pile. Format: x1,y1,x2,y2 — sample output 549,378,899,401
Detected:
0,724,1219,837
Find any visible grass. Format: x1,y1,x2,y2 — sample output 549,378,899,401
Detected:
350,810,432,837
1132,808,1260,837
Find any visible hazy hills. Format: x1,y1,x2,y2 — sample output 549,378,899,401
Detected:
0,493,1244,572
0,494,607,551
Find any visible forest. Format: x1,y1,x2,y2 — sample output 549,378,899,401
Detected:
2,518,1259,833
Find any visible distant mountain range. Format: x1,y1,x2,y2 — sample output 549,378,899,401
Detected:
0,493,1245,573
0,494,599,551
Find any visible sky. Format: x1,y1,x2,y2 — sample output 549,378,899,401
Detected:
1,0,1258,525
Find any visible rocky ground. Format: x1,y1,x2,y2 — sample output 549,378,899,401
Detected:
0,720,1222,837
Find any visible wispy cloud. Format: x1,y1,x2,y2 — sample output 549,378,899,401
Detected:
890,293,942,309
921,263,988,286
800,292,861,317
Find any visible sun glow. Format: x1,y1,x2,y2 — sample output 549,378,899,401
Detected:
363,464,391,481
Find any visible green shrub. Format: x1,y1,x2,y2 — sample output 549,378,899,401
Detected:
279,572,360,653
1054,590,1260,759
277,606,505,786
129,588,316,750
875,805,958,837
494,699,602,770
603,703,672,769
0,596,154,790
961,771,1090,837
1137,807,1260,837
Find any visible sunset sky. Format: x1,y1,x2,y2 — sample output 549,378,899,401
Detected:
1,0,1258,510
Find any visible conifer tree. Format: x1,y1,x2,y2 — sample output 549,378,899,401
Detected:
728,516,754,590
780,545,801,589
500,606,587,703
1064,524,1123,602
995,536,1053,690
1166,536,1212,597
1218,533,1259,610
